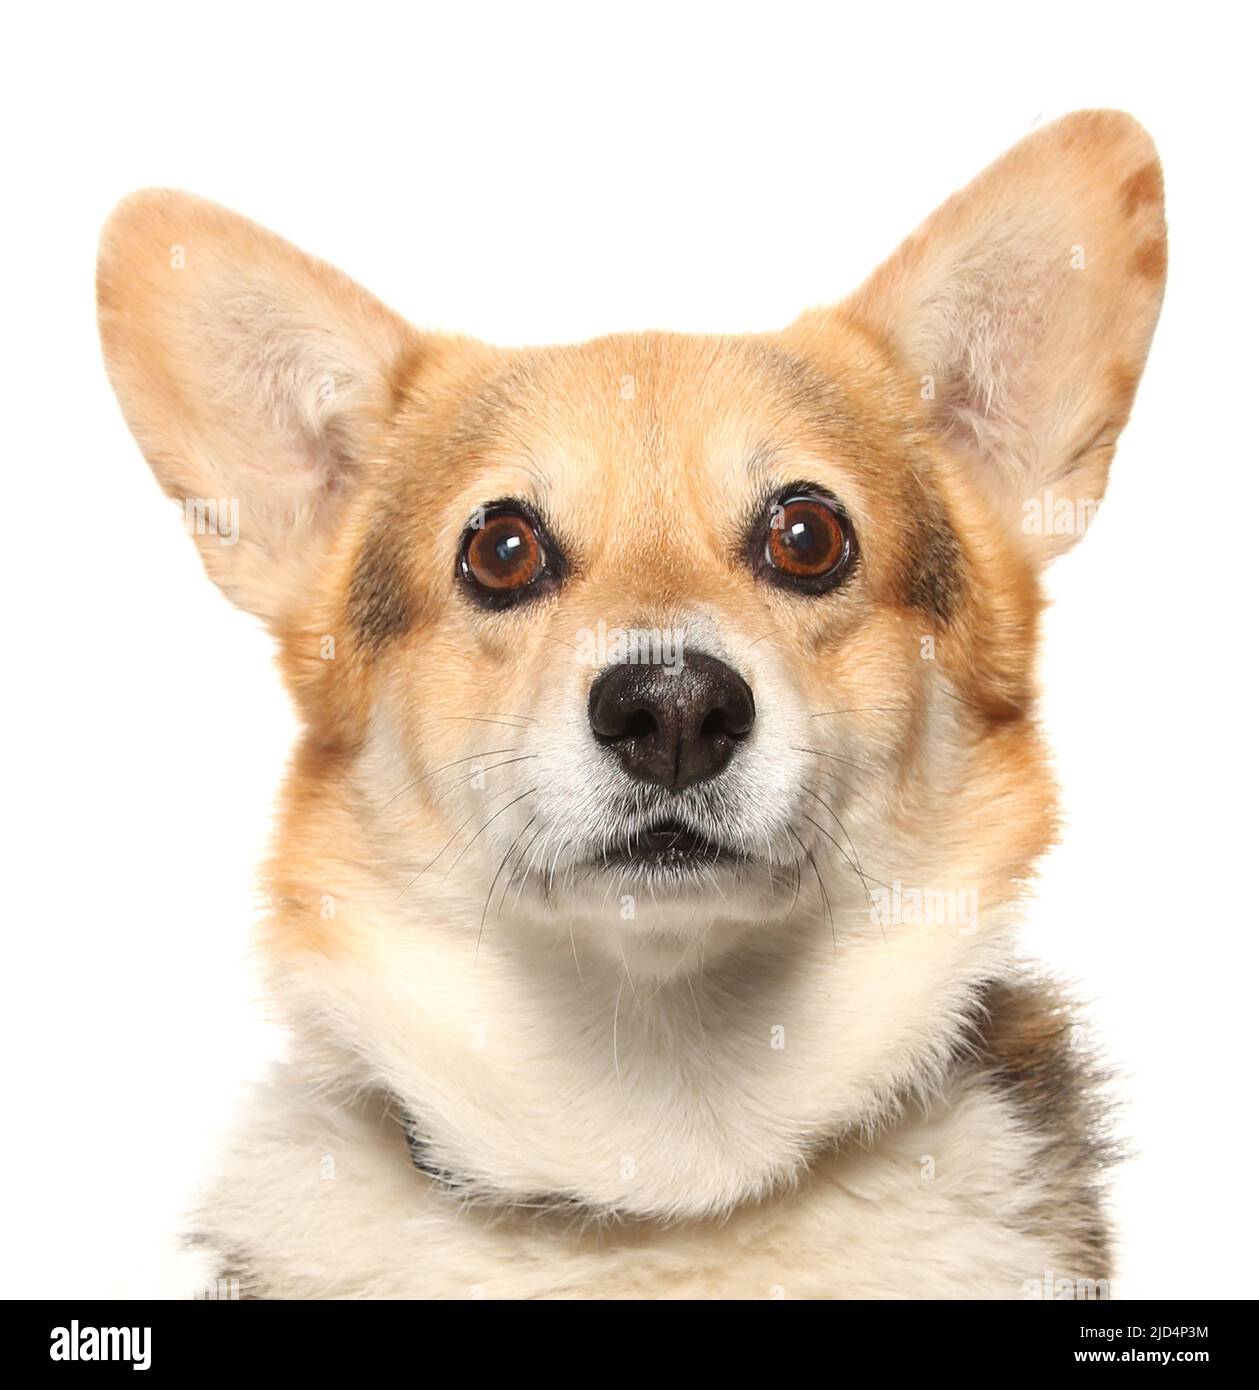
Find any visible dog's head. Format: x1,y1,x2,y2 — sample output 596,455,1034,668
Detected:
99,112,1164,989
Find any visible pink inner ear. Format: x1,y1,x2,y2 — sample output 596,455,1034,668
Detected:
219,317,375,521
307,415,359,499
922,236,1055,455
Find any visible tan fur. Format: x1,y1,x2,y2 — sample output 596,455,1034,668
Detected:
98,110,1165,1298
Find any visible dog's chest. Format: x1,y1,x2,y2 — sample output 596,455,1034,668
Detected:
192,1067,1071,1299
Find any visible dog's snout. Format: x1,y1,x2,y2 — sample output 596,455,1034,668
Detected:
588,652,755,790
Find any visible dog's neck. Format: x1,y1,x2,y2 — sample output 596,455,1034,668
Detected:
278,862,1017,1220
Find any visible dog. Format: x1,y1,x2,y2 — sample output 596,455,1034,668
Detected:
97,109,1165,1299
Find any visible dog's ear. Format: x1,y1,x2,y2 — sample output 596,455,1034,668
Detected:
827,110,1166,564
98,190,427,623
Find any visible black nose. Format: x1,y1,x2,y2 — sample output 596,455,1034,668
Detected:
588,651,755,790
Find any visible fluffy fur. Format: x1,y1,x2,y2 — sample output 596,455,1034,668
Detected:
98,110,1165,1298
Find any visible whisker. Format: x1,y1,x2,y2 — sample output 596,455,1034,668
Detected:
778,831,803,925
567,918,587,990
799,784,888,895
442,787,539,880
611,979,624,1084
938,686,989,717
799,810,876,916
517,820,559,911
477,814,538,964
809,705,914,719
428,754,539,804
499,819,546,919
788,825,837,961
435,714,534,730
791,745,871,774
546,833,572,893
396,776,532,896
373,748,516,816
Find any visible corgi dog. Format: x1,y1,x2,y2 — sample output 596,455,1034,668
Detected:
97,110,1165,1300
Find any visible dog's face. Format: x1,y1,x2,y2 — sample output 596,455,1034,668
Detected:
343,329,1004,953
99,112,1165,984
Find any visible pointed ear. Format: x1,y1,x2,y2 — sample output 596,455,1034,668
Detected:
97,190,427,622
841,110,1166,564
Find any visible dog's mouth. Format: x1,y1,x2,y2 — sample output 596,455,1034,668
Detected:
593,818,738,872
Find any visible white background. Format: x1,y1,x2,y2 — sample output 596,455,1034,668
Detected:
2,2,1255,1299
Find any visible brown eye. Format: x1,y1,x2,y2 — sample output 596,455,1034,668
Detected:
459,505,554,606
762,493,857,592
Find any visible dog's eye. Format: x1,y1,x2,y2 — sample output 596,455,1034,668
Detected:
459,506,548,604
760,492,858,593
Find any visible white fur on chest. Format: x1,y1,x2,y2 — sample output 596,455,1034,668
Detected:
196,1060,1068,1299
274,879,1014,1222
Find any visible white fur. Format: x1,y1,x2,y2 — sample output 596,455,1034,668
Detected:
197,1051,1079,1298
